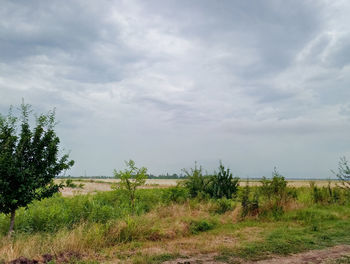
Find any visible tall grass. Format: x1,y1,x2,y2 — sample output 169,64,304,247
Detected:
0,188,166,235
1,181,350,263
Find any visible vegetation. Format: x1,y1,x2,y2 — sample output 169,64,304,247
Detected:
0,103,74,236
65,179,84,189
0,183,349,263
1,113,350,264
207,162,239,199
334,157,350,189
181,162,239,199
113,160,148,212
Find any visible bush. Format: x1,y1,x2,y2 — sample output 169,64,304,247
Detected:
258,168,294,215
310,181,346,205
189,219,215,234
260,168,287,203
333,156,350,189
240,183,259,218
113,160,148,212
182,162,239,199
212,198,235,214
0,189,164,236
162,186,189,204
181,163,211,198
207,162,239,199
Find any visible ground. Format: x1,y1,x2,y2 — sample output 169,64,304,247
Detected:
57,179,339,197
163,245,350,264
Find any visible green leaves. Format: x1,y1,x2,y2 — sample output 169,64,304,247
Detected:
182,162,239,199
113,160,148,211
0,102,74,232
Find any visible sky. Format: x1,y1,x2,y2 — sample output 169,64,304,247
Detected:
1,0,350,178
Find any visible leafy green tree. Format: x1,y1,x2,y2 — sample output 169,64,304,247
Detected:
113,160,147,211
0,103,74,235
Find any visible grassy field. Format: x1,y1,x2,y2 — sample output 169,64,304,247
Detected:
1,176,350,263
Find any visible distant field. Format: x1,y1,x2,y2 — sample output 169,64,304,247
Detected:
56,178,339,196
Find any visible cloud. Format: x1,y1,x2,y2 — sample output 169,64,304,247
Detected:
1,0,350,178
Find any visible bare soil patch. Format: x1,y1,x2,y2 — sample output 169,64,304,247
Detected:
163,245,350,264
8,251,82,264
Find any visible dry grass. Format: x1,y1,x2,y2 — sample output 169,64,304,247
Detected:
0,201,239,262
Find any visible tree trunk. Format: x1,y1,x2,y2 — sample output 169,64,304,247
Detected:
8,209,16,237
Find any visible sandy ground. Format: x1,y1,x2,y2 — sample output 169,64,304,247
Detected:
164,245,350,264
57,179,180,196
57,179,339,196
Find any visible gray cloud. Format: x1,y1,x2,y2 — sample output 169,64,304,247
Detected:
1,0,350,178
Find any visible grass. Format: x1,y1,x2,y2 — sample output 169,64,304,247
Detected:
0,185,350,263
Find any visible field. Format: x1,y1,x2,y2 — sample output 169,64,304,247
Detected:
1,178,350,263
57,178,340,196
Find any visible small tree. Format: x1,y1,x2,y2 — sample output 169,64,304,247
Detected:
208,162,239,199
260,167,287,206
181,162,210,198
113,160,147,211
0,103,74,236
333,157,350,189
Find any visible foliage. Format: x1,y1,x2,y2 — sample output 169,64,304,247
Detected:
113,160,148,211
207,162,239,199
65,179,84,189
161,186,189,204
189,219,215,234
333,157,350,189
260,168,287,202
0,189,163,235
181,162,210,198
182,162,239,199
0,103,74,234
310,181,343,205
240,183,259,217
212,197,235,214
2,184,350,262
259,168,294,216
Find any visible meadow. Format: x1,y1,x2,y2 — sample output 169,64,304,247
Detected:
1,176,350,263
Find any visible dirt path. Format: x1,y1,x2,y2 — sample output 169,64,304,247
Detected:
163,245,350,264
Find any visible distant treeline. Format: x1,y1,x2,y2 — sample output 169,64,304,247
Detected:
56,175,338,181
57,174,187,179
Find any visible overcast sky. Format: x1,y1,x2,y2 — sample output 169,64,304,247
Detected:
1,0,350,178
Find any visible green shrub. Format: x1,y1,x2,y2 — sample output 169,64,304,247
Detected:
181,162,211,198
207,162,239,199
240,184,259,217
0,189,164,236
310,181,346,205
182,162,240,200
260,168,288,203
161,186,189,204
258,168,295,216
189,219,215,234
212,198,235,214
113,160,148,212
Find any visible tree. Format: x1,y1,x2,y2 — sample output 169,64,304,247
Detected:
333,157,350,189
208,162,239,199
113,160,147,212
0,103,74,236
181,162,210,198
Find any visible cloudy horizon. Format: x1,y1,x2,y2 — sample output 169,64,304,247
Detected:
1,0,350,178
